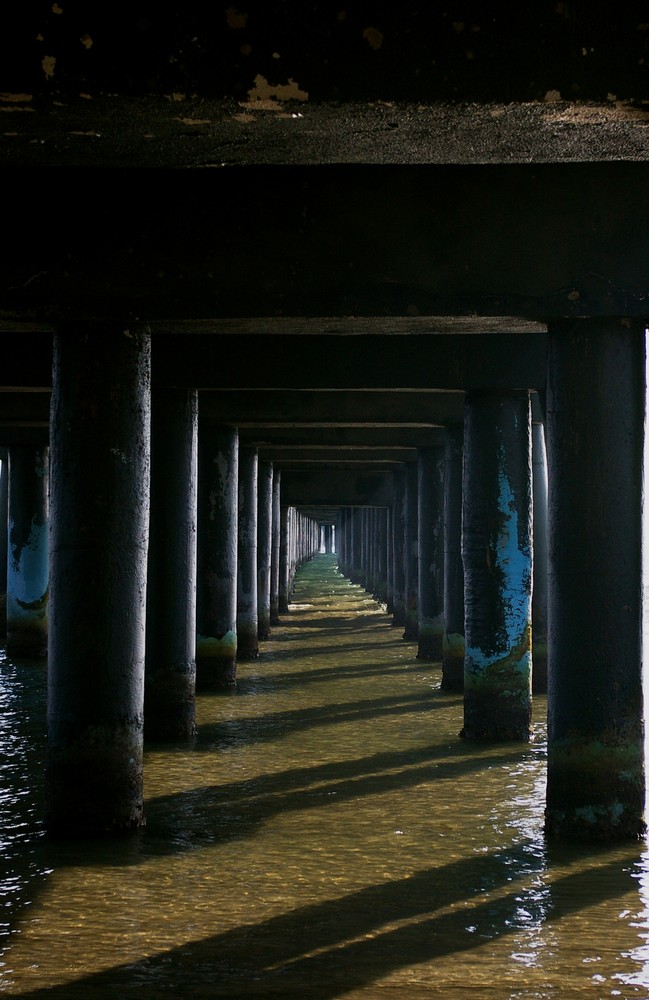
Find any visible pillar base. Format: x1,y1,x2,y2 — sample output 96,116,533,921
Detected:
6,620,48,659
545,737,646,841
145,663,196,740
46,721,144,837
196,632,237,688
463,645,532,741
417,620,443,660
441,632,465,691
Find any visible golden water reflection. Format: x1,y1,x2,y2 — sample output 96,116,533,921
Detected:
0,554,648,998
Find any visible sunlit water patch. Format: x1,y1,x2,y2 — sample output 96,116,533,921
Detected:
0,556,648,998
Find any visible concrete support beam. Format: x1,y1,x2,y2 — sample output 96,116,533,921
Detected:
197,424,238,688
145,388,197,740
6,445,49,658
237,446,259,660
417,446,445,660
47,328,151,836
545,319,645,841
462,390,533,741
442,425,465,690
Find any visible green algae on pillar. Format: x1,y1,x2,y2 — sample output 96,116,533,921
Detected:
47,328,151,836
462,391,532,741
145,389,198,741
197,424,239,688
545,320,645,841
7,445,49,658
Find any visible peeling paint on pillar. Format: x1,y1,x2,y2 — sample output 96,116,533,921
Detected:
442,424,464,690
197,424,239,687
7,446,49,658
47,328,151,837
462,391,532,741
545,320,645,841
237,446,259,660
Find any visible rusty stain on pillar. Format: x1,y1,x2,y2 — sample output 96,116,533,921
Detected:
531,419,549,694
545,320,645,841
237,446,259,659
145,388,197,741
0,450,8,635
403,462,419,641
270,469,281,624
462,390,533,742
391,468,406,628
417,445,445,660
257,460,273,642
47,328,150,836
442,424,465,691
6,445,49,658
197,424,239,687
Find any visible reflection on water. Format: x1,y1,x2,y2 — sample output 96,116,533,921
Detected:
0,554,648,998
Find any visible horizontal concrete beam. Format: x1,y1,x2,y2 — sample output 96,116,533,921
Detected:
202,390,465,425
242,426,447,448
281,469,394,507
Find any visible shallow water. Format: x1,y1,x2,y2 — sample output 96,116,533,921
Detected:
1,554,649,998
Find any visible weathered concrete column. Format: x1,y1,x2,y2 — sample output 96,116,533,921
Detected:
417,446,445,660
279,504,290,613
376,508,388,604
462,390,533,741
145,388,197,741
0,449,8,636
391,468,406,628
386,506,394,613
403,461,419,641
257,460,273,642
351,507,363,584
442,424,465,691
7,446,49,658
545,320,645,841
237,446,259,660
531,417,549,694
197,424,238,688
47,328,150,836
270,470,281,624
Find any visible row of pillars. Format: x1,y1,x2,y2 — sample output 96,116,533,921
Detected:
338,321,646,842
2,331,320,836
3,322,645,842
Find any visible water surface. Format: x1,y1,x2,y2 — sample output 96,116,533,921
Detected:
1,554,648,998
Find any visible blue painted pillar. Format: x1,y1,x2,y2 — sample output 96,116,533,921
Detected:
196,424,239,688
545,320,645,841
7,445,49,658
442,424,465,691
462,390,533,741
145,388,198,740
47,328,150,836
237,446,259,660
417,445,445,660
0,449,8,636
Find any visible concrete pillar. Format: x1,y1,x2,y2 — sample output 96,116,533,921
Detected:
197,425,238,688
462,390,533,741
257,460,273,641
351,507,363,584
403,461,419,641
391,468,406,628
237,446,259,660
417,445,445,660
531,418,549,694
0,449,8,636
270,470,281,624
7,445,49,658
376,508,388,604
279,504,290,612
442,424,465,691
386,506,394,613
145,388,197,741
47,328,150,836
545,320,645,841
